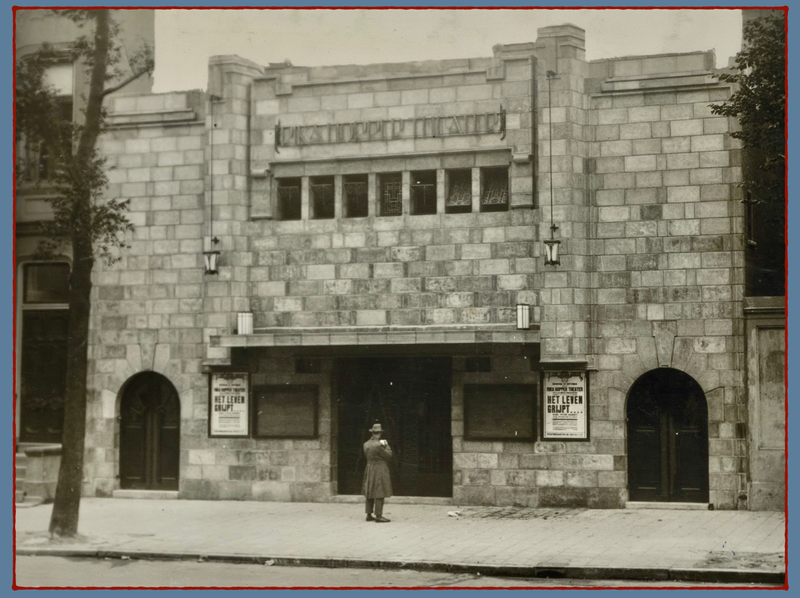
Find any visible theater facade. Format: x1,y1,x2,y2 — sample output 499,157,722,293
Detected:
80,24,784,510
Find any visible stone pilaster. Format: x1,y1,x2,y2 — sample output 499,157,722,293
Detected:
534,25,591,362
204,56,264,364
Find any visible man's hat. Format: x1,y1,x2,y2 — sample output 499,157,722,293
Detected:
368,423,384,433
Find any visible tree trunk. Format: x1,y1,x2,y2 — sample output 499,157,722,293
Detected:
47,9,109,538
48,239,94,536
76,10,110,161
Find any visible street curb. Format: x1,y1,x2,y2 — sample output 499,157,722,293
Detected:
15,547,785,585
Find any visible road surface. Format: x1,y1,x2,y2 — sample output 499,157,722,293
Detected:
15,556,780,589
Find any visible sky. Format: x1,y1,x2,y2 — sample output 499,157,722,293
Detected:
152,8,743,93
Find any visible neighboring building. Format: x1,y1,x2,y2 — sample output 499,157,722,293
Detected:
67,18,783,510
738,8,787,511
14,9,155,444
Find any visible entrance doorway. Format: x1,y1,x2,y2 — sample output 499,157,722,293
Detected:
336,356,452,497
627,369,709,503
119,372,180,490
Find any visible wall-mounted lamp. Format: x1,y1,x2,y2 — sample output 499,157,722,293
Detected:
205,94,222,276
203,236,220,275
544,70,561,267
516,304,531,330
543,236,561,266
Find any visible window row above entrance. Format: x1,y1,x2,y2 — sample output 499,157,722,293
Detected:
275,166,509,221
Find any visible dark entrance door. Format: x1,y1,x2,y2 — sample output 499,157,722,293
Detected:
120,373,180,490
336,357,452,497
627,369,709,502
20,310,69,443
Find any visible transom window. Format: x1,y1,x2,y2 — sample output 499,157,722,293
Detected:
24,263,70,304
273,164,513,221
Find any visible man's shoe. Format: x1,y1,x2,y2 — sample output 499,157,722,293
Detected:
374,516,391,523
366,514,375,521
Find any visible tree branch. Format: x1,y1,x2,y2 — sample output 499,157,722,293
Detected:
76,9,109,162
101,68,150,98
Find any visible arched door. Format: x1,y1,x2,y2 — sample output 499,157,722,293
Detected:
120,373,180,490
627,369,709,503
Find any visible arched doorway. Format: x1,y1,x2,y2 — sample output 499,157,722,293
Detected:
627,369,709,503
119,372,180,490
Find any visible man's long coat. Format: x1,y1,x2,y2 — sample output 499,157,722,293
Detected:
362,438,393,499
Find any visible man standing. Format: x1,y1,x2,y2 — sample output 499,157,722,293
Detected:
362,422,393,523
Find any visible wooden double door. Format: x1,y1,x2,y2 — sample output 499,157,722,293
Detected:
120,373,180,490
336,357,453,497
627,369,709,503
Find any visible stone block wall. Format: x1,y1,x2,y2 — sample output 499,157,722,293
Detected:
203,56,264,366
243,207,539,331
86,91,209,497
228,50,544,333
178,351,334,502
535,25,592,360
584,54,747,509
82,32,753,510
451,351,624,508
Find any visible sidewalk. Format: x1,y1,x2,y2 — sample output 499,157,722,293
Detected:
16,499,786,585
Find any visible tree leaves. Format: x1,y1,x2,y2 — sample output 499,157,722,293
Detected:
15,9,148,266
710,13,785,206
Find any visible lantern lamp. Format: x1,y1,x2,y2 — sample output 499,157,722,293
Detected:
543,238,561,266
203,250,220,275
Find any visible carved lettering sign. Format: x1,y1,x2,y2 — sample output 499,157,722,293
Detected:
276,107,506,149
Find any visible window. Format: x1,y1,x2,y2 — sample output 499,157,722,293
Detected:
277,178,301,220
379,173,402,216
445,169,472,214
344,174,368,218
18,63,74,186
464,384,536,441
411,171,437,215
253,385,318,438
20,97,73,185
19,261,70,443
24,263,70,304
480,167,509,212
311,176,334,219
